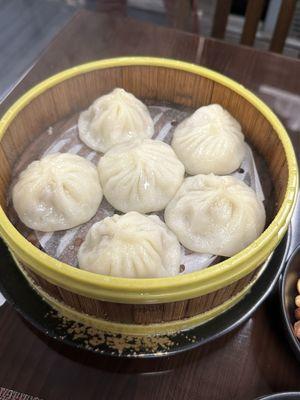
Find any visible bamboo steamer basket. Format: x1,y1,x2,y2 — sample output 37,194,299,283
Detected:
0,57,298,336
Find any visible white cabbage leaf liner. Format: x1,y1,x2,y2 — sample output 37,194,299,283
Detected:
34,105,265,275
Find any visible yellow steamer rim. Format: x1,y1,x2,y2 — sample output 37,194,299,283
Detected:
0,57,298,307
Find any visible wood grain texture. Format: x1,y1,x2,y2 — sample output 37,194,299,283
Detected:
0,59,288,326
0,10,300,400
22,263,259,324
240,0,265,46
270,0,297,53
0,300,300,400
1,62,288,212
0,11,200,116
211,0,232,39
200,37,300,161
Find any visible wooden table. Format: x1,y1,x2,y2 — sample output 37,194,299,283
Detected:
0,10,300,400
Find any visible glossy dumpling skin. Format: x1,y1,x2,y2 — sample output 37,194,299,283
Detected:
98,138,185,213
172,104,245,175
78,212,181,278
164,174,266,257
13,153,103,232
78,88,154,153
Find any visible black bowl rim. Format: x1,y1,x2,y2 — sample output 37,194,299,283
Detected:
257,393,300,399
0,229,291,358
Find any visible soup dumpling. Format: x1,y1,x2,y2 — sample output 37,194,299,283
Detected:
164,174,265,257
172,104,245,175
78,88,154,153
13,153,103,232
98,138,185,213
78,212,181,278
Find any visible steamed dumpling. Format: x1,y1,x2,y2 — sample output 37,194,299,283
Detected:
98,138,185,213
78,88,154,153
172,104,245,175
78,212,181,278
164,174,265,257
13,153,103,232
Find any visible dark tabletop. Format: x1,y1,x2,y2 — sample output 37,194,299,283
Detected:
0,10,300,400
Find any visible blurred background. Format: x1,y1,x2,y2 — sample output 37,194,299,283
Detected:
1,0,300,101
